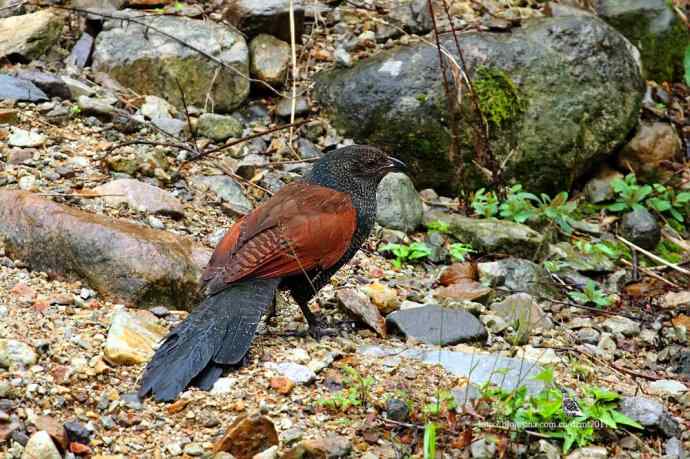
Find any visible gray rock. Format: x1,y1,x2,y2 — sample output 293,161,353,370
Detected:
314,16,643,195
477,258,555,298
77,95,117,117
0,0,24,18
584,166,623,204
275,95,309,117
13,70,70,99
336,288,385,337
139,95,175,120
151,116,187,137
66,32,94,68
388,0,432,35
0,9,64,61
93,10,249,112
0,339,37,368
575,327,600,345
620,396,680,438
425,210,546,258
538,440,562,459
334,47,352,68
197,113,243,142
490,293,552,344
61,76,96,100
602,315,640,337
190,175,252,214
0,75,48,102
596,0,688,82
620,207,661,250
0,191,210,309
249,34,290,85
296,138,321,159
223,0,305,43
452,384,481,407
386,305,487,345
22,430,61,459
376,173,423,232
385,398,409,422
8,128,46,147
265,361,316,384
93,178,185,218
471,438,497,459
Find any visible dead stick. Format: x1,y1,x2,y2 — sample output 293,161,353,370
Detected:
617,235,690,276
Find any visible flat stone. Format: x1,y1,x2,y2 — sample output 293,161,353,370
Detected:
336,288,386,336
376,172,423,232
361,345,545,394
0,339,37,368
478,258,556,298
0,75,48,102
13,70,70,99
515,345,560,365
425,210,545,258
565,446,608,459
93,178,185,218
93,10,249,112
602,315,640,337
648,379,688,397
275,95,309,118
0,9,64,61
619,396,680,438
77,95,117,116
386,305,487,345
66,31,94,68
190,175,252,214
104,308,166,365
0,191,209,309
210,377,235,395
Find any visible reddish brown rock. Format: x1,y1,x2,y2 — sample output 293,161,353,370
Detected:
439,262,477,286
336,288,386,337
33,416,67,451
0,191,210,309
213,415,279,458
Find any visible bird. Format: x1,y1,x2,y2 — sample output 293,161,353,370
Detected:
138,145,405,401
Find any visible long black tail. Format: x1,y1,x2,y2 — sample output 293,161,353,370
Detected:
138,278,281,401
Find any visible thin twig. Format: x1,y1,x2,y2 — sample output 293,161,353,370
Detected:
617,235,690,276
620,259,680,288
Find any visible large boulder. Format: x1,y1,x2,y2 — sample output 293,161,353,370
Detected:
595,0,689,83
315,16,643,195
0,191,211,309
92,11,249,112
0,9,64,61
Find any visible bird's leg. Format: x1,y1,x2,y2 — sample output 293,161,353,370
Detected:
296,299,337,340
631,250,639,281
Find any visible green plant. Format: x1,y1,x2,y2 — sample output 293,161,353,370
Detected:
423,389,458,417
426,220,450,234
379,242,432,268
656,239,684,264
646,183,690,223
573,240,626,259
471,188,499,218
499,184,539,223
69,105,82,116
568,280,613,308
318,366,375,412
474,66,527,128
483,368,642,453
608,174,652,212
684,43,690,87
535,191,578,235
449,243,473,262
423,422,437,459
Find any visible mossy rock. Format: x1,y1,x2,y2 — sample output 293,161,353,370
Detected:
596,0,689,83
314,15,644,195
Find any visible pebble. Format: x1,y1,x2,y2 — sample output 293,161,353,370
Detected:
211,377,236,395
265,362,316,384
0,339,38,368
602,316,640,337
103,309,166,365
649,379,688,397
8,128,46,147
22,430,62,459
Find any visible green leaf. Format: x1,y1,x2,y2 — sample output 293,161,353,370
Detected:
684,43,690,87
607,202,627,212
424,422,437,459
531,367,555,385
610,410,643,429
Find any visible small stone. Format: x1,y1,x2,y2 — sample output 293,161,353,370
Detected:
265,362,316,384
584,166,623,204
275,96,309,118
665,437,684,459
139,95,175,120
184,443,205,457
490,293,552,344
515,346,560,365
249,34,290,84
22,430,62,459
538,440,561,459
0,75,48,102
270,376,295,395
77,95,116,116
190,175,253,214
617,121,682,182
93,178,185,218
565,446,608,459
361,282,399,314
213,415,278,457
385,398,409,423
334,47,352,68
33,416,67,450
648,379,688,397
0,339,38,368
103,309,166,365
620,207,660,251
283,435,351,459
471,438,497,459
575,327,600,345
8,128,46,147
210,377,235,395
18,175,37,191
167,443,183,455
602,315,640,337
663,291,690,308
376,172,423,232
197,113,243,142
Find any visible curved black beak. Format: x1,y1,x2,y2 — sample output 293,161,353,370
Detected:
385,156,407,173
